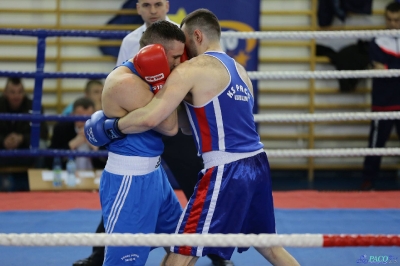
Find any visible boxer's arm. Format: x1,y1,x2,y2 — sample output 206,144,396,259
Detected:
102,65,177,136
118,62,193,134
153,109,178,136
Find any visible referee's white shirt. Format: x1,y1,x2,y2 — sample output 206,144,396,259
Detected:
116,17,178,66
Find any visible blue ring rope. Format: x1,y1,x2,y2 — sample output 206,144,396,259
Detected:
0,28,128,156
0,149,108,157
0,113,90,122
0,28,130,38
0,71,108,79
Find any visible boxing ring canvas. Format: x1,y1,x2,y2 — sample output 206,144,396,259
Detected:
0,190,399,266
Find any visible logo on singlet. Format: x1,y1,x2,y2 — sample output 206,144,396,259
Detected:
226,84,251,102
121,254,139,262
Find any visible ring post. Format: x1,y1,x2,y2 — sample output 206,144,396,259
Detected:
30,30,47,150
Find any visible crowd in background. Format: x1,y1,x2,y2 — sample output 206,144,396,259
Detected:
0,77,106,191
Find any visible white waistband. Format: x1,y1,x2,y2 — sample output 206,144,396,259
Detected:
202,149,265,169
104,152,161,176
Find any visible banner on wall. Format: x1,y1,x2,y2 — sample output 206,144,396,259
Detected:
102,1,260,75
168,1,261,113
168,1,260,71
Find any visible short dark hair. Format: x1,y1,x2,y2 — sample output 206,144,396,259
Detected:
5,77,23,90
140,20,186,50
7,77,22,85
180,8,221,41
386,2,400,12
84,79,103,94
73,97,94,111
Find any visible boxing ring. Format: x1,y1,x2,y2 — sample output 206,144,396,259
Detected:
0,28,400,265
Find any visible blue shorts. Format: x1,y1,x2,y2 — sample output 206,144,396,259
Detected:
171,151,276,260
100,165,182,266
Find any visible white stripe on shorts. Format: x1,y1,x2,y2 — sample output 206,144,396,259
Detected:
196,165,224,257
105,175,132,233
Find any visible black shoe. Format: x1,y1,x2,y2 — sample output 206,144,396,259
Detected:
211,259,234,266
72,256,103,266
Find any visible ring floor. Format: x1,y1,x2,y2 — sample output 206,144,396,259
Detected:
0,190,399,266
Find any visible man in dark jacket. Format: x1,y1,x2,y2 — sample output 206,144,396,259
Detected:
46,97,106,170
0,77,49,191
361,1,400,190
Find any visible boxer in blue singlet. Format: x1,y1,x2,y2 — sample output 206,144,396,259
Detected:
100,60,180,266
84,21,187,266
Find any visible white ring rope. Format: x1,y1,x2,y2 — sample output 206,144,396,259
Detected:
237,31,400,158
255,111,400,156
248,69,400,80
221,29,400,39
0,233,322,247
264,148,400,158
0,233,399,247
254,111,400,123
227,30,400,80
253,112,400,158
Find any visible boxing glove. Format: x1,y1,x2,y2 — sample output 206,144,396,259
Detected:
134,44,170,94
84,110,126,147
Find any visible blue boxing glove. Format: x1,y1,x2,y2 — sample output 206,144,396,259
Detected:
84,110,126,147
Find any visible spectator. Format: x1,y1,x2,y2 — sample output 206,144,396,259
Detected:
361,1,400,190
47,97,106,170
62,80,103,115
116,0,174,65
73,1,232,266
0,77,49,191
